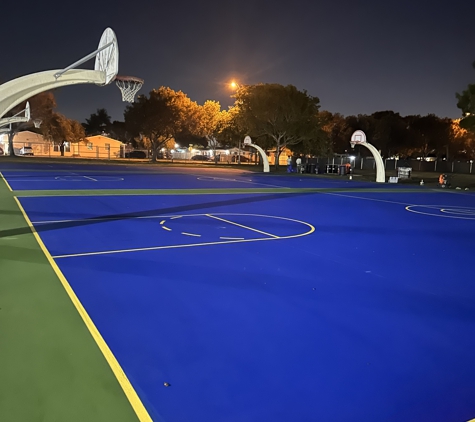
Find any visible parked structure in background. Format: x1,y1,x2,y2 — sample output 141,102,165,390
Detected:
0,131,125,159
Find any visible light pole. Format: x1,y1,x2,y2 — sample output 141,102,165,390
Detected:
229,80,241,164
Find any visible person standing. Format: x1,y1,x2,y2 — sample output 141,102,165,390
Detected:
296,156,302,173
287,156,292,173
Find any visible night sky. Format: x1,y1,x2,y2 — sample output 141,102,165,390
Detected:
2,0,475,123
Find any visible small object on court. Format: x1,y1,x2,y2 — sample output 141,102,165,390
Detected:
163,382,170,387
456,187,461,190
420,179,424,186
465,188,469,190
349,175,352,180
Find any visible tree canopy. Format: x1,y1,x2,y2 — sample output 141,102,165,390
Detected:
83,108,112,136
456,61,475,133
232,83,322,168
124,87,197,160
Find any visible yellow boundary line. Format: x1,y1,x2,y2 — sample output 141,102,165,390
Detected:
0,171,13,191
13,196,153,422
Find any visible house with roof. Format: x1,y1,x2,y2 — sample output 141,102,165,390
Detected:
0,132,125,159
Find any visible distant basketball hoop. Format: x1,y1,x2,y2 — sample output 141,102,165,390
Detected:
350,130,367,148
243,136,252,145
115,76,144,103
33,119,42,128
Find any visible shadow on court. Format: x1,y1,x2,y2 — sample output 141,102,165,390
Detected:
0,192,315,239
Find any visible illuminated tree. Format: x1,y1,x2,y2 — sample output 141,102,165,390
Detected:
194,100,229,162
124,87,198,161
232,83,322,169
42,113,86,155
456,61,475,133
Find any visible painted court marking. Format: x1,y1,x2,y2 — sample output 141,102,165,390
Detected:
12,197,153,422
323,191,475,222
196,176,288,189
3,174,124,182
406,205,475,220
44,213,314,259
0,171,13,191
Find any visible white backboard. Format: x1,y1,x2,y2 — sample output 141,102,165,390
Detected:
243,136,252,145
94,28,119,85
351,130,367,144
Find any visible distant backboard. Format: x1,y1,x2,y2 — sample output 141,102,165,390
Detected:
94,28,119,85
243,136,252,145
351,130,367,144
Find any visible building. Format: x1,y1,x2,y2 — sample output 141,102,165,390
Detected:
0,130,46,155
0,132,125,159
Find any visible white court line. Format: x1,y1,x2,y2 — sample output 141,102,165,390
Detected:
30,212,298,226
52,237,279,258
195,175,289,189
41,213,314,259
322,191,416,206
206,214,279,238
83,176,98,182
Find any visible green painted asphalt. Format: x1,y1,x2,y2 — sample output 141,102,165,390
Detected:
11,187,433,197
0,180,140,421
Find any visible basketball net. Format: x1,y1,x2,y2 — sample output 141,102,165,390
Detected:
115,77,143,103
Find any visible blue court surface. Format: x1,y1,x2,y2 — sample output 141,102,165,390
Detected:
1,164,414,191
4,163,475,422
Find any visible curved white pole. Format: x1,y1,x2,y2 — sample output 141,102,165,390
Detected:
352,142,385,183
248,143,270,172
0,69,106,118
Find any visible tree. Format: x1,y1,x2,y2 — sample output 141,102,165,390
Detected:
290,111,332,157
232,83,322,169
3,91,56,156
124,87,197,161
83,108,112,135
451,119,475,159
194,100,229,162
109,120,131,144
405,114,450,159
41,113,86,155
456,61,475,133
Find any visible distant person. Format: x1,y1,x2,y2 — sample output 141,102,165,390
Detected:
296,156,302,173
345,162,351,174
287,156,292,173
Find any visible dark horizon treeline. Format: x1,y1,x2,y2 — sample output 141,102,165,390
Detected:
318,110,474,160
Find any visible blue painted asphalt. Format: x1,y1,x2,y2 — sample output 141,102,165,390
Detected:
0,161,425,191
3,170,410,191
18,191,475,422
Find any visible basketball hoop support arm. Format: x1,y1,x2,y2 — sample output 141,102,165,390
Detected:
0,116,29,128
243,137,270,172
351,141,385,183
54,41,113,79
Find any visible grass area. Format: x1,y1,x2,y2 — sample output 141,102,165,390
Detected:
0,177,140,422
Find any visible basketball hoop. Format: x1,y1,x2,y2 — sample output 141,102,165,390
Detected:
33,119,42,128
115,76,144,103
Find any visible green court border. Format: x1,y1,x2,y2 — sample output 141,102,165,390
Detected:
12,187,437,197
0,171,151,422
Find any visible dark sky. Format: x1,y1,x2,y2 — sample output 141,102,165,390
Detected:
2,0,475,123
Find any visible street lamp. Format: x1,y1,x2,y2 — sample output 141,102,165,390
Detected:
229,80,242,163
